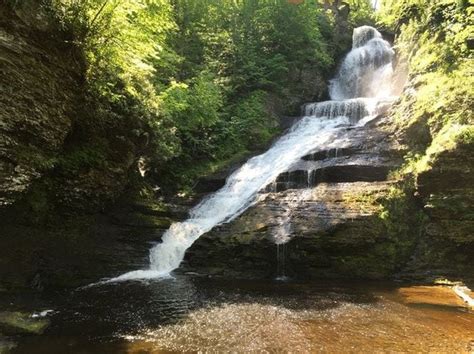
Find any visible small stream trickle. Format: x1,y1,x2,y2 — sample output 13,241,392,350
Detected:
276,243,288,281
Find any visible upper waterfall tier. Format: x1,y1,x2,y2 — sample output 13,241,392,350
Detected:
329,27,394,101
352,26,382,48
303,98,375,123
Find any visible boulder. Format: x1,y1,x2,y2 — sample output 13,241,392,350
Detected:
0,312,49,335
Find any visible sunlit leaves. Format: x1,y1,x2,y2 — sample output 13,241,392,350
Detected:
45,0,368,190
381,0,473,185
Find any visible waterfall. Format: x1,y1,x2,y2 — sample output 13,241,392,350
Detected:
303,98,377,124
329,26,394,100
112,26,395,281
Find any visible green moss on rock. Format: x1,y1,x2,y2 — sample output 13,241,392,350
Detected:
0,312,49,335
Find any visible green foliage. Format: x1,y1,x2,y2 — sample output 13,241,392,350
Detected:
380,0,473,178
375,0,473,264
377,180,425,266
24,0,372,193
148,0,344,190
347,0,376,26
229,91,277,150
55,146,107,173
415,123,473,173
166,0,337,97
158,73,223,159
50,0,174,93
43,0,182,163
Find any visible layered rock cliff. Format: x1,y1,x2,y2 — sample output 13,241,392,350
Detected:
0,5,80,207
183,115,418,279
184,110,473,281
0,5,144,212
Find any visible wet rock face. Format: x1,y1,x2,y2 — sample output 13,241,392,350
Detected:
267,120,404,193
0,197,190,290
184,117,412,279
0,6,81,207
404,141,474,278
185,182,404,279
185,114,473,281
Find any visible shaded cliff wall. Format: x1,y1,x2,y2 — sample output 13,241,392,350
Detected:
0,4,80,207
0,3,149,289
0,3,145,214
380,0,473,277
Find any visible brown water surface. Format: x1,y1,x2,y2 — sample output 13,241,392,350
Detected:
3,277,473,353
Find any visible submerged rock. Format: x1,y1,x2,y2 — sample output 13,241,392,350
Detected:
0,337,16,353
0,311,49,335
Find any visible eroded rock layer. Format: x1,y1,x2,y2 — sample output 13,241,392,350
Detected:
183,117,415,279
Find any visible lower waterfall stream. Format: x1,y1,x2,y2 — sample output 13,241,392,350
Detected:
113,25,397,281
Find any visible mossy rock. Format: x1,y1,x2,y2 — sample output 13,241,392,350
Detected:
0,312,49,335
0,337,17,353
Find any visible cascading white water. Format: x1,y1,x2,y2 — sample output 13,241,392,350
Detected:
112,26,395,281
329,26,394,100
303,98,377,124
